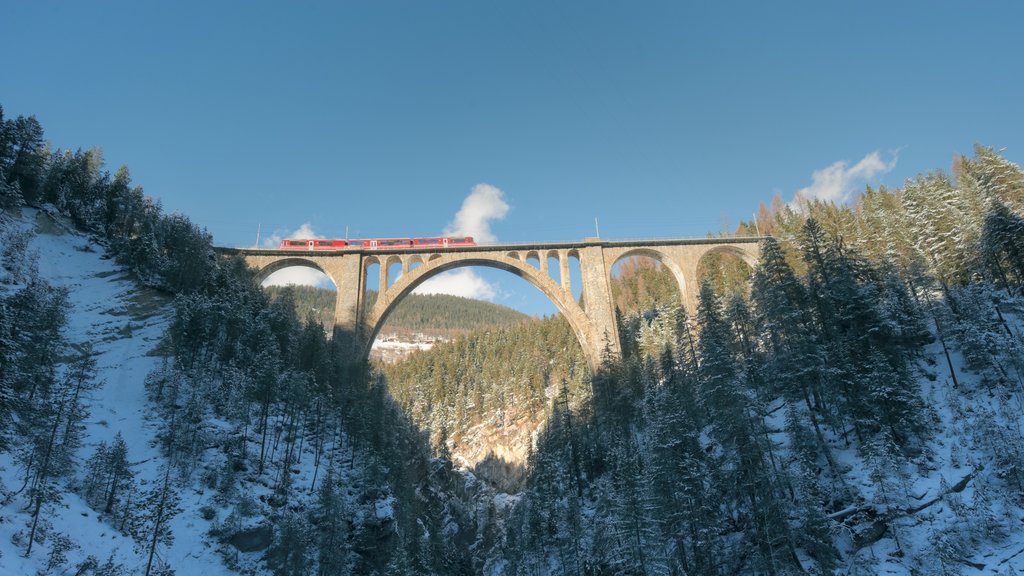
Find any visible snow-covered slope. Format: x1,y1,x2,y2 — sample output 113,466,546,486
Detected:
0,209,231,575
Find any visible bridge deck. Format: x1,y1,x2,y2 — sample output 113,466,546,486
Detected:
217,235,766,256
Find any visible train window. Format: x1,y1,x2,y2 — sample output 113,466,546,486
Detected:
287,240,306,246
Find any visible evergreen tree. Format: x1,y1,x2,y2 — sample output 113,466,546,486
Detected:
981,201,1024,292
140,465,181,576
268,511,312,576
22,340,95,556
82,432,135,518
0,111,45,204
313,467,352,576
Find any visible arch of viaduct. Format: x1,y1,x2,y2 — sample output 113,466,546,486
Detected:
218,237,762,369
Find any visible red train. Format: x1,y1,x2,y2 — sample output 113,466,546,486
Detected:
278,237,475,251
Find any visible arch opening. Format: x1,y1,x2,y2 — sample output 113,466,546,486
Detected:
695,246,755,301
362,258,382,320
609,250,686,317
525,251,541,270
546,253,562,286
367,258,591,362
386,258,403,289
609,251,688,362
258,260,337,332
566,251,582,308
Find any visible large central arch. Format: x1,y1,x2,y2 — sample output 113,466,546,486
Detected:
362,254,593,366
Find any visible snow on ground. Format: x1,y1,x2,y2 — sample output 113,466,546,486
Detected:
0,209,232,575
370,336,436,363
835,323,1024,573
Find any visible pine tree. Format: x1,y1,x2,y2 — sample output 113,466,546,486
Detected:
23,341,95,556
313,467,352,576
1,112,46,203
82,432,134,517
981,201,1024,292
960,144,1024,216
268,511,311,576
140,465,181,576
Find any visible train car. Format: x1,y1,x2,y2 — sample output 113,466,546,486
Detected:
278,236,476,251
359,238,414,249
412,236,475,248
278,239,349,250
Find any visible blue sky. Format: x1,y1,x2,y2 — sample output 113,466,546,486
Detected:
3,1,1023,315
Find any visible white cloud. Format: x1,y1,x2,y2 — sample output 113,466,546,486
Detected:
413,184,510,300
260,222,333,288
794,150,898,205
443,183,510,243
414,269,498,300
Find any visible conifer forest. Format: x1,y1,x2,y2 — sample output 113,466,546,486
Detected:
3,104,1024,574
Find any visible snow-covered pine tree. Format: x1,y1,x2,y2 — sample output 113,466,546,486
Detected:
981,201,1024,293
81,432,134,518
139,464,181,576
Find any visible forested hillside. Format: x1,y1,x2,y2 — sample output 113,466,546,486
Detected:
1,105,482,574
264,284,528,339
383,314,588,491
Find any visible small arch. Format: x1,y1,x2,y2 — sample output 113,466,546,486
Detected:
566,250,582,306
609,248,687,314
363,259,381,317
363,254,383,269
386,258,403,289
253,257,337,287
253,257,338,333
546,252,562,286
701,244,759,270
507,251,521,260
525,251,541,270
428,253,442,261
694,246,756,300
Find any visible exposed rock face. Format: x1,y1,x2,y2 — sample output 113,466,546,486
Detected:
227,525,273,552
452,409,543,493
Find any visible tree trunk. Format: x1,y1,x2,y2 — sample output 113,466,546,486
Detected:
145,466,172,576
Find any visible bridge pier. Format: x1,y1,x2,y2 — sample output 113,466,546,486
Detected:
326,255,363,355
577,245,621,361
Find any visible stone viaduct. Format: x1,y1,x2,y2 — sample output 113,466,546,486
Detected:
217,237,762,369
